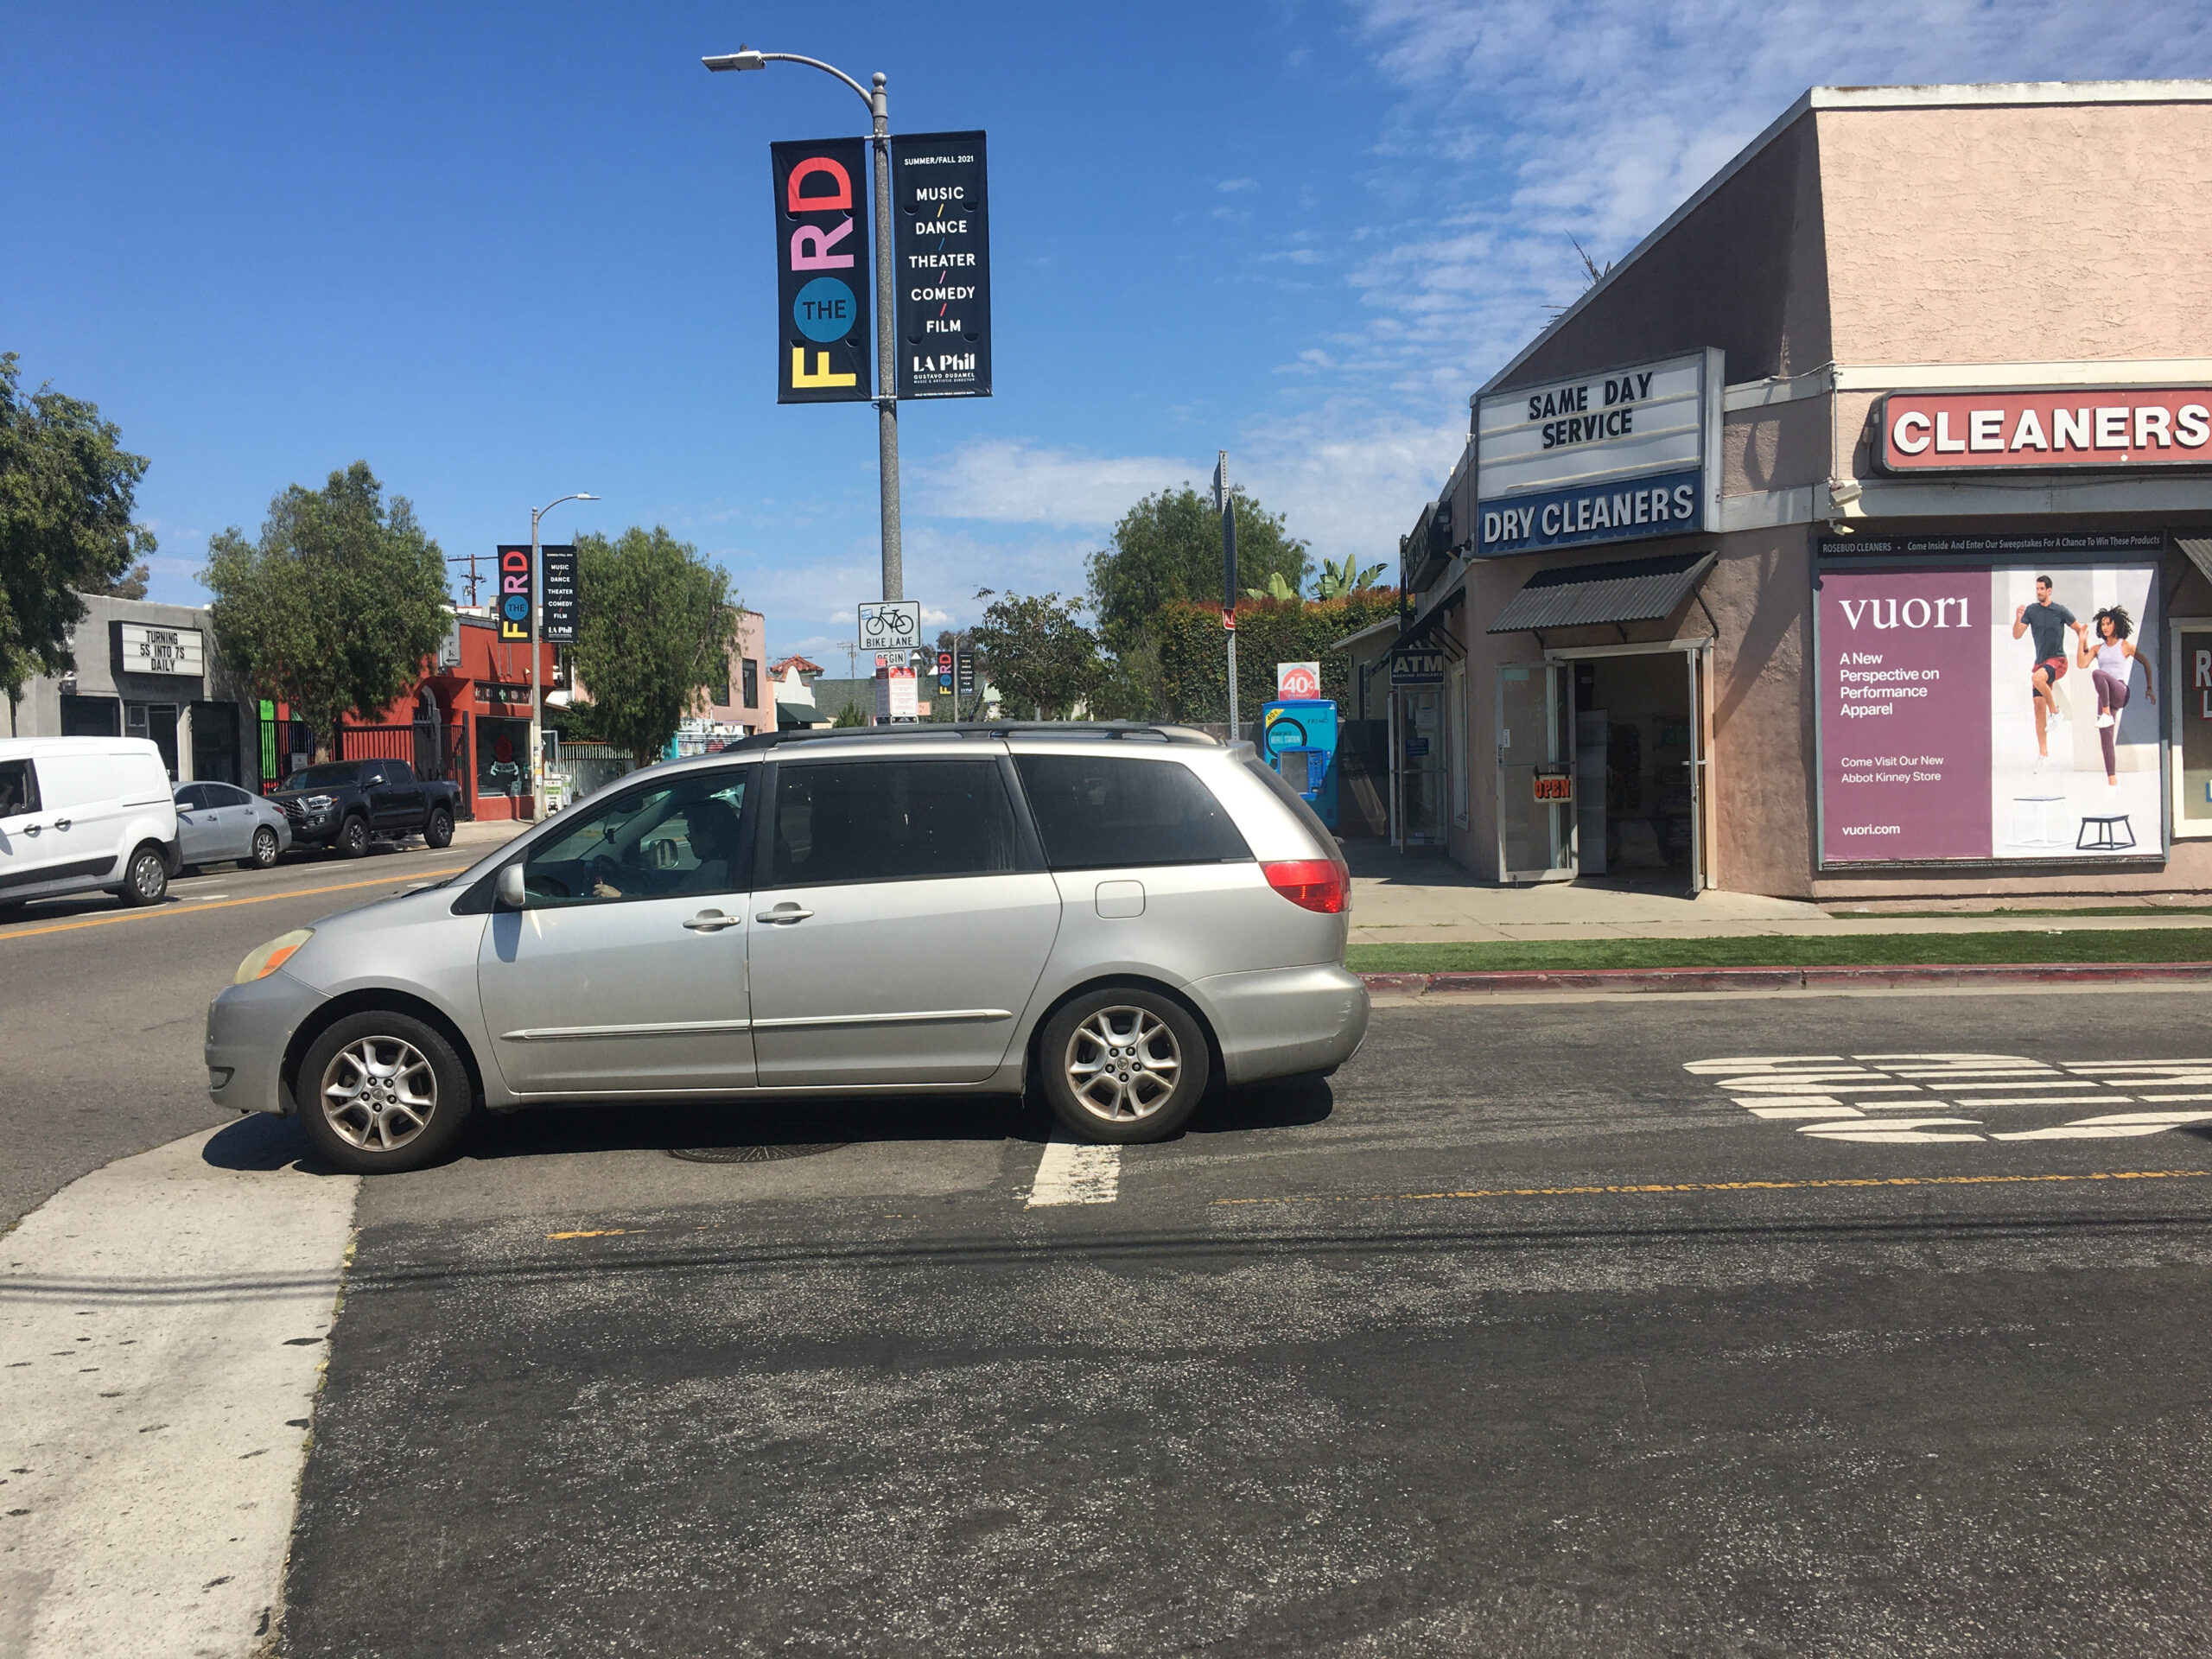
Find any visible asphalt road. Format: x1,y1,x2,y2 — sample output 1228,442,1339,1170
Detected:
263,988,2212,1657
0,840,492,1231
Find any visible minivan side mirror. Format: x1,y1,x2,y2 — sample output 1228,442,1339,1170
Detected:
494,863,527,911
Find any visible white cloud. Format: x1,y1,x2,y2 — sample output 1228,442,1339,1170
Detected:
1332,0,2212,392
1218,176,1260,192
910,439,1196,530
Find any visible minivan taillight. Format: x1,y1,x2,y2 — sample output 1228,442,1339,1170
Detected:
1263,858,1346,913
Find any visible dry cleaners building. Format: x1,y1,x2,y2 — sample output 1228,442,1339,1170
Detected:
1389,79,2212,900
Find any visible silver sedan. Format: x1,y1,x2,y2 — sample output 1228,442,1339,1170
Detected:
174,781,293,871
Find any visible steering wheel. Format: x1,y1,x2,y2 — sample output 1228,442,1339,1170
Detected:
588,854,620,891
528,868,572,899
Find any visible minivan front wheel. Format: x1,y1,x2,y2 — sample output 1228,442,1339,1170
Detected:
296,1011,474,1174
1039,988,1211,1144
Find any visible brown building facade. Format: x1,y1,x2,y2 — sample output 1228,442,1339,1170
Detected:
1392,80,2212,900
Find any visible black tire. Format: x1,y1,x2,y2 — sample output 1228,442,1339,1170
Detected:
295,1009,474,1174
249,825,280,869
118,843,168,906
1038,986,1211,1145
336,814,371,859
423,808,453,849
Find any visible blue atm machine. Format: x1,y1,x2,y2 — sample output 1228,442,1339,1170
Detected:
1261,698,1340,830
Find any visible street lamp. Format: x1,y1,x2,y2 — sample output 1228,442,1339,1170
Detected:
529,492,596,823
703,43,902,607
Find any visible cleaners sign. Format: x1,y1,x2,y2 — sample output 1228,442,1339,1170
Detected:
1474,348,1721,556
772,137,873,404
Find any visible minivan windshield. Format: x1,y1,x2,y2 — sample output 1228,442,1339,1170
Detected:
283,765,359,791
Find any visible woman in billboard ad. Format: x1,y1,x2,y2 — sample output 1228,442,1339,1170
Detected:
1820,563,2159,864
2077,606,2155,789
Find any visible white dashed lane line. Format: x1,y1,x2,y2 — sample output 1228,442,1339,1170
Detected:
1026,1138,1122,1207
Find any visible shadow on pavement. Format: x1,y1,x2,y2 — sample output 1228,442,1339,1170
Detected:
200,1111,340,1175
1189,1074,1335,1135
442,1075,1335,1164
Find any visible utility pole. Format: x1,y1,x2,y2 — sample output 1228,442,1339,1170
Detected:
1214,451,1239,741
704,46,901,607
447,550,493,607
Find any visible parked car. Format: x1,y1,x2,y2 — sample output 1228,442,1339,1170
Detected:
268,759,461,858
174,780,293,871
0,736,180,912
207,724,1370,1172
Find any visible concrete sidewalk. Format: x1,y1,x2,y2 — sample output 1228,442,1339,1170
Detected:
1347,843,2212,944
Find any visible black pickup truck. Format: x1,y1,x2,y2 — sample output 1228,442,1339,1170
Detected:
269,760,462,858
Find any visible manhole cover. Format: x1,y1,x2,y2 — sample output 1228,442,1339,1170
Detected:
668,1141,850,1164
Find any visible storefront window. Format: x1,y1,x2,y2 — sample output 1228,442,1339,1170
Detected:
476,716,532,805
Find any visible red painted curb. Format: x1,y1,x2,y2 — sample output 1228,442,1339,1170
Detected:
1360,963,2212,995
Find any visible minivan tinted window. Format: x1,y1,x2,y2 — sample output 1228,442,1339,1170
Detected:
0,760,41,818
772,760,1019,886
1013,755,1249,871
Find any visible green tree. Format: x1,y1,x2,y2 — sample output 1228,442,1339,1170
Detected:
1087,487,1310,658
1313,553,1386,599
969,591,1103,721
568,526,733,767
0,353,159,708
201,462,448,758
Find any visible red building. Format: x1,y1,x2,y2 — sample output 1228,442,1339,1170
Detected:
334,613,559,821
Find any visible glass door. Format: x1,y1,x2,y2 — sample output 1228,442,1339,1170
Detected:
1496,664,1574,881
1396,687,1446,845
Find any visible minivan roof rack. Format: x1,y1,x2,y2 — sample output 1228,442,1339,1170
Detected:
715,721,1221,753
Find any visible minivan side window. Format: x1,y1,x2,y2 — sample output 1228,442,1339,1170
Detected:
1013,755,1250,871
521,770,751,907
771,760,1019,887
0,760,41,819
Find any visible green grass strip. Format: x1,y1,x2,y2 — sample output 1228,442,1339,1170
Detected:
1345,929,2212,974
1827,906,2212,920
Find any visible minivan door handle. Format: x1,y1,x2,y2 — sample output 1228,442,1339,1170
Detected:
19,823,40,836
51,817,70,831
755,906,813,925
683,910,740,932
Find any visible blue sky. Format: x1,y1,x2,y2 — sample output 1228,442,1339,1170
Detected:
7,1,2207,667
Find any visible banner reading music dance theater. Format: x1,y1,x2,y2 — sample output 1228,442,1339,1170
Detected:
1818,544,2163,865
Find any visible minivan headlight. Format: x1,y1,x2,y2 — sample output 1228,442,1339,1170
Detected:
234,929,314,985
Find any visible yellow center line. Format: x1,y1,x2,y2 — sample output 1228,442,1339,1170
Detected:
2,866,474,940
1213,1169,2212,1206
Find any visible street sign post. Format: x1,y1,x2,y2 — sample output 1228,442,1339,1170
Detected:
1214,452,1239,736
892,131,991,399
858,600,923,652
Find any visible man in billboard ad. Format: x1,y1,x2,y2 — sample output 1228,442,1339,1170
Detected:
1820,564,2160,865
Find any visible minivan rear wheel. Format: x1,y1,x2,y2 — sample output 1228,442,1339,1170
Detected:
1039,988,1211,1144
296,1010,474,1174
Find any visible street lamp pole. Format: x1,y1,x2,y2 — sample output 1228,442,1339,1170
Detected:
704,45,901,605
529,492,595,823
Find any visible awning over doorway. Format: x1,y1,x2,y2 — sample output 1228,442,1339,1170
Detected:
1393,586,1465,658
2177,537,2212,588
1487,550,1717,634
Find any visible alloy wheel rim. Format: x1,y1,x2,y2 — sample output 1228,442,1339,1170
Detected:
135,855,162,897
254,828,276,863
1064,1006,1180,1122
321,1036,436,1153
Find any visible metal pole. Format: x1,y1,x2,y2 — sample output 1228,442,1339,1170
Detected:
527,505,543,823
1215,451,1238,741
871,73,901,604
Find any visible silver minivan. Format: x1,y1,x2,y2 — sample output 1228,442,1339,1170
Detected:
207,725,1370,1172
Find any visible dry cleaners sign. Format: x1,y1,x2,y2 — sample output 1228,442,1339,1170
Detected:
1475,348,1721,556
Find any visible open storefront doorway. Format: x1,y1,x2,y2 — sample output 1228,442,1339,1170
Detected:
1560,645,1707,891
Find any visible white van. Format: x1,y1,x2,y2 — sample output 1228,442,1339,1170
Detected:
0,737,181,913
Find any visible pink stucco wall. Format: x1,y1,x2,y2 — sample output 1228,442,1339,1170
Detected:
1818,103,2212,367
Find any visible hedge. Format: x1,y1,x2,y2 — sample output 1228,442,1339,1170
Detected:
1154,591,1400,722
